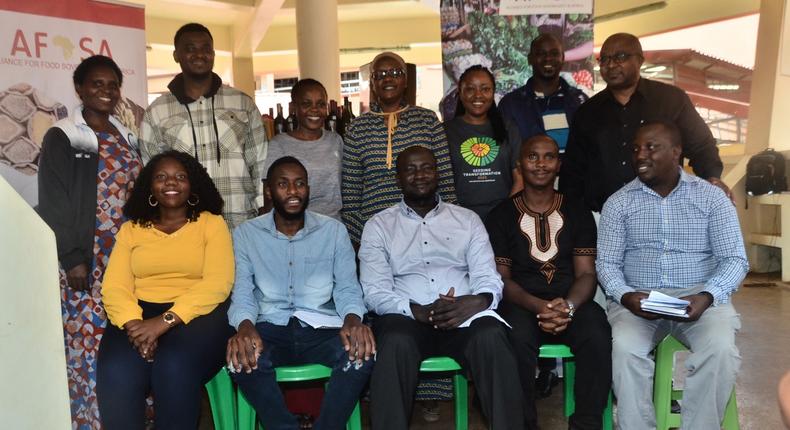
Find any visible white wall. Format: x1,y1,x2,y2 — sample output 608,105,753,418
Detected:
0,177,70,429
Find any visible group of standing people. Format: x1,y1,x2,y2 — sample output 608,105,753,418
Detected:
37,20,747,430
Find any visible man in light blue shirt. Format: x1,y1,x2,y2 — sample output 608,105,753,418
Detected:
226,156,374,430
360,145,524,429
597,122,748,429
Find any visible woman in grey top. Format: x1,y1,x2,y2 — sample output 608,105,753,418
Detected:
263,79,343,220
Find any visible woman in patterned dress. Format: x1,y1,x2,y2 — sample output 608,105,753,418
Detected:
38,55,142,429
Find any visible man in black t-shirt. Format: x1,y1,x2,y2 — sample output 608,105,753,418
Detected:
485,135,611,430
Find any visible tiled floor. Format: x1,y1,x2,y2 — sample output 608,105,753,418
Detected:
200,272,790,429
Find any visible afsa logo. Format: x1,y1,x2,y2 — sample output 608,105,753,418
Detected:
10,30,113,60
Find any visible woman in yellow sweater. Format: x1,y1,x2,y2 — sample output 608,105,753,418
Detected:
96,150,234,429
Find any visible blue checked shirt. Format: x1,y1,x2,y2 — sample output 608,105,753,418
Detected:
228,211,365,329
597,169,748,305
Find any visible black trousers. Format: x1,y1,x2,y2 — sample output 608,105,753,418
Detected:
96,300,232,430
370,314,525,430
499,300,612,430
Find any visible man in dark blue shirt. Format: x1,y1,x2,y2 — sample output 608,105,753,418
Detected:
499,33,588,152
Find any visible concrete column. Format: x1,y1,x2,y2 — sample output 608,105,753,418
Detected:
295,0,341,101
232,56,256,97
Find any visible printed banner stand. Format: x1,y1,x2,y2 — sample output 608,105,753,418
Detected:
0,0,147,207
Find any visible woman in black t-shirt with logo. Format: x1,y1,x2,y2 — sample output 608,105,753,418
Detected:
443,65,522,220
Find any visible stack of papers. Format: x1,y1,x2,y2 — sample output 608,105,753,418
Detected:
640,291,690,318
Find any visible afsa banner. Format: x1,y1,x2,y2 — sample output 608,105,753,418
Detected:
0,0,147,206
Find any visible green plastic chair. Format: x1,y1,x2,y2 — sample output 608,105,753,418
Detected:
419,356,468,430
206,369,238,430
539,344,614,430
653,335,740,430
236,363,362,430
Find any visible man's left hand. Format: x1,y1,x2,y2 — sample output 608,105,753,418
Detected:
679,292,714,321
339,314,376,361
708,177,734,204
429,294,488,330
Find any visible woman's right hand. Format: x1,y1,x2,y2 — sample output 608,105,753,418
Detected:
124,319,159,360
66,263,90,291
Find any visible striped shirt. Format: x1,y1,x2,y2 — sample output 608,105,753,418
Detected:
596,169,748,305
341,104,456,243
140,75,268,229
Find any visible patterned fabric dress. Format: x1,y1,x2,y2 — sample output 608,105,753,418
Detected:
61,131,141,429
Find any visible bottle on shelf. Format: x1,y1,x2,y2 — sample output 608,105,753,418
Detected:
325,99,338,132
262,107,274,140
337,105,346,137
343,96,355,120
286,102,297,133
274,103,286,135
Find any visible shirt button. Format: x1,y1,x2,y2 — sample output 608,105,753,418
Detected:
289,262,292,265
426,262,430,265
621,161,626,165
289,286,293,289
431,279,435,282
424,241,428,245
622,141,627,147
422,222,426,225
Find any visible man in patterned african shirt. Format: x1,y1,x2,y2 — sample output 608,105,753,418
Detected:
485,135,611,430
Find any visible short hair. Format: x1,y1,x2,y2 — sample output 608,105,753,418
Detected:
529,33,563,54
73,55,123,87
395,145,435,173
638,121,682,147
123,150,224,226
290,78,326,102
604,33,643,57
266,156,308,183
174,23,213,46
520,134,559,154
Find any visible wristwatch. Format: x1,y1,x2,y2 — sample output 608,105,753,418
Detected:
162,311,176,326
566,301,576,318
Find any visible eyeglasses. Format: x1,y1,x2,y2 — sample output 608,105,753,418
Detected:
372,68,406,81
597,52,641,66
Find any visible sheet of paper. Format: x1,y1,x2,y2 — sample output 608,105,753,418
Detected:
458,309,512,329
293,310,344,329
645,291,690,306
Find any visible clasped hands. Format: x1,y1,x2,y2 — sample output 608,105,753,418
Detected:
536,297,572,335
124,317,172,361
412,287,489,330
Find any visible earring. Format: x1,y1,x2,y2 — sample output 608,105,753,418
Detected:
148,195,158,207
187,194,200,206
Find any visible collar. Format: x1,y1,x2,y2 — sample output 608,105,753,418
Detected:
524,76,571,98
398,195,443,219
370,101,408,114
603,77,648,103
257,210,322,239
629,167,695,197
167,72,223,104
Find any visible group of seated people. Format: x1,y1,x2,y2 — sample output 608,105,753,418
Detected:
37,21,748,430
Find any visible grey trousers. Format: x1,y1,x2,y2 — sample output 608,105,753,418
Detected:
608,297,741,430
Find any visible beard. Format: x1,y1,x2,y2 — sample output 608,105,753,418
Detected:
272,194,310,220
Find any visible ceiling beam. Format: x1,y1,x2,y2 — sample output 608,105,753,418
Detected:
232,0,285,57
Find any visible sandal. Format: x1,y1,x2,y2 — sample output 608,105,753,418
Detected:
296,413,314,429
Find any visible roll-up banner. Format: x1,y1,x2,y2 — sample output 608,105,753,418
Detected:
0,0,147,206
440,0,594,117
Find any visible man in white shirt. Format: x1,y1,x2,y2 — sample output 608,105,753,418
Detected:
359,145,524,429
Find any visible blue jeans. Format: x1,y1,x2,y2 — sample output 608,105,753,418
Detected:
232,318,373,430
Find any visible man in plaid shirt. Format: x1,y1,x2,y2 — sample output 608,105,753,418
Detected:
597,121,748,429
140,23,267,228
